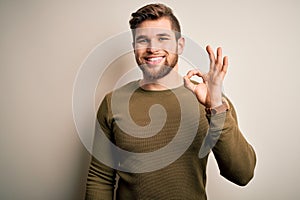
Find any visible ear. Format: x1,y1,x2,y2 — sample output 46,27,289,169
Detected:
177,37,185,55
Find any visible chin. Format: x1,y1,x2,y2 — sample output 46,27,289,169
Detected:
142,66,173,80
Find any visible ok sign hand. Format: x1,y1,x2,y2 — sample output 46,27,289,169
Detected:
184,45,228,108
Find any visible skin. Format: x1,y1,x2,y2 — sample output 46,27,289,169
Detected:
133,17,184,90
133,17,228,109
184,46,228,108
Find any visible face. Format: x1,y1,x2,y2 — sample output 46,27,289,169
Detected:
133,17,184,80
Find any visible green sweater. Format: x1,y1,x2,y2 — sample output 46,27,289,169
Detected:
85,81,256,200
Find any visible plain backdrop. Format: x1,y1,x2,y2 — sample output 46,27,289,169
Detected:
1,0,300,199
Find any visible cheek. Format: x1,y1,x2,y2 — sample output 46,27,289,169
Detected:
136,46,148,53
134,49,144,57
162,43,177,54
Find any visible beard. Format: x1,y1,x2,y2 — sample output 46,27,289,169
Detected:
137,54,178,80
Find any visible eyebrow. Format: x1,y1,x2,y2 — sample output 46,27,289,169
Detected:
135,35,148,41
156,33,172,37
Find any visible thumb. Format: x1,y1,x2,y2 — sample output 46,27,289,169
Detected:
183,76,196,92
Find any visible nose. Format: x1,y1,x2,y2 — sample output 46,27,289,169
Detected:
147,39,160,52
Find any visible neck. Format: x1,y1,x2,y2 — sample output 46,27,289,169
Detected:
139,65,183,91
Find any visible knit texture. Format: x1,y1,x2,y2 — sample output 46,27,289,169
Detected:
85,81,256,200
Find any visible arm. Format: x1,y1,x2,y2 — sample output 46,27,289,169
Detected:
208,98,256,186
184,45,256,186
85,156,116,199
85,95,116,200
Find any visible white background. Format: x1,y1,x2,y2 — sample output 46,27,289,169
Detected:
1,0,300,199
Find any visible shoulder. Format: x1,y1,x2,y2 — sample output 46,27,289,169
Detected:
100,80,140,109
107,80,140,95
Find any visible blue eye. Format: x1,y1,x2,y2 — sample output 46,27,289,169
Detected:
137,39,149,44
159,37,169,41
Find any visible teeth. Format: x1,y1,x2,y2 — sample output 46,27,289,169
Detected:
148,57,163,61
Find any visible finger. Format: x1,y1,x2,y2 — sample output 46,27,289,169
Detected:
202,73,208,83
184,69,205,92
185,69,203,79
216,47,223,68
206,45,216,65
183,75,196,91
221,56,228,76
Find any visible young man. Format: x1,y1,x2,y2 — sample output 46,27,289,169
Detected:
85,3,256,200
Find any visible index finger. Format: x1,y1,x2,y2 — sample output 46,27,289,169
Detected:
185,69,204,79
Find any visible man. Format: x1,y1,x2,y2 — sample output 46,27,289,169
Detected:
85,3,256,200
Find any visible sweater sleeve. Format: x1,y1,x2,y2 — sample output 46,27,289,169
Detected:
85,156,116,200
208,98,256,186
85,95,116,200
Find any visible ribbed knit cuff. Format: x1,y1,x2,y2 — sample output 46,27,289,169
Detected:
206,111,227,132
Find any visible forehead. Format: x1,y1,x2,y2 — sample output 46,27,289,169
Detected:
138,17,172,29
135,17,175,37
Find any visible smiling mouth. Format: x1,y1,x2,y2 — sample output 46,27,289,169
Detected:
145,56,165,65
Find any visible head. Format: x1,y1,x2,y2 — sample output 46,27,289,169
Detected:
129,4,185,80
129,3,181,40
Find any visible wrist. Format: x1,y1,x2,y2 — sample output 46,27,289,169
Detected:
210,101,223,109
208,94,223,108
205,97,229,115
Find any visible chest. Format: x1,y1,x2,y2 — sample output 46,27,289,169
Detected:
110,92,208,154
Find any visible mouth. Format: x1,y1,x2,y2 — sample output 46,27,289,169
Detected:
144,56,165,65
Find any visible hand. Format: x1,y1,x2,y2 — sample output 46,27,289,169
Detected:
184,45,228,108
